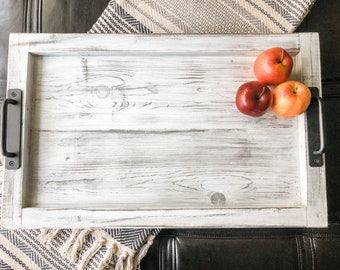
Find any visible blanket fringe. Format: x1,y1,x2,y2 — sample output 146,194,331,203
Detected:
96,233,134,270
78,236,106,270
60,229,82,260
70,229,93,262
38,229,51,242
39,229,62,244
97,242,117,270
39,229,157,270
113,248,134,270
133,233,157,269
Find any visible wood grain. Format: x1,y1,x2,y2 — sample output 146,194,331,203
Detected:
27,129,302,209
27,48,303,210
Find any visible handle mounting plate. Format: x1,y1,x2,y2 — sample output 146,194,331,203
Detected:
306,87,325,167
2,89,22,169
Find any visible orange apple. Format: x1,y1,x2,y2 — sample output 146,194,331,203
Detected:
253,47,293,85
272,81,311,118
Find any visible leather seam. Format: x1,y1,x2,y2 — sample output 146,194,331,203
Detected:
309,236,316,270
172,237,176,270
296,236,304,270
23,0,28,31
159,237,163,270
37,0,42,32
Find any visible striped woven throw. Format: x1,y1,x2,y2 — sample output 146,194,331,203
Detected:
89,0,316,34
1,0,315,269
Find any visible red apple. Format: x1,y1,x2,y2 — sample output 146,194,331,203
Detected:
272,81,311,118
235,81,273,117
253,47,293,85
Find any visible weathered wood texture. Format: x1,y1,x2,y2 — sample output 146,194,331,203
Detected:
1,33,326,228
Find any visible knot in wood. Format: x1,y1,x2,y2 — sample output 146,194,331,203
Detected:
210,192,226,205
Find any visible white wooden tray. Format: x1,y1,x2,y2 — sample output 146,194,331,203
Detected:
1,33,327,228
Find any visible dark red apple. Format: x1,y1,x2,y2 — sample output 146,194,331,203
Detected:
235,81,273,117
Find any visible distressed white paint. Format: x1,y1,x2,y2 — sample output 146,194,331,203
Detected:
21,208,307,228
299,33,327,227
1,33,326,228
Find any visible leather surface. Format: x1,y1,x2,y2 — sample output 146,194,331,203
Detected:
323,95,340,222
141,226,340,270
41,0,110,33
312,231,340,269
296,0,340,82
164,229,301,270
0,0,24,97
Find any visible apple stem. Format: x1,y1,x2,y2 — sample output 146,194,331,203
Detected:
257,87,266,100
280,48,284,63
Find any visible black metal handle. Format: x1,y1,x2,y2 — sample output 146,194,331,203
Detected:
1,89,22,169
312,96,325,155
2,98,18,157
307,87,325,167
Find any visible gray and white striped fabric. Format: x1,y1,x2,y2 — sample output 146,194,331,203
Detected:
0,226,160,270
1,0,315,269
89,0,316,34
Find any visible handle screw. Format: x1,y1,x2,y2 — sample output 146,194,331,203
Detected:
313,159,320,165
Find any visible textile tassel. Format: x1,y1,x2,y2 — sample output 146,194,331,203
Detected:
39,229,61,244
97,242,117,270
69,229,93,263
124,255,133,270
38,229,51,243
78,236,106,270
115,251,128,270
59,229,82,260
49,229,62,241
133,233,157,269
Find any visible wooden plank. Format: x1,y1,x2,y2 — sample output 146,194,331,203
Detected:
30,50,299,132
1,34,32,228
298,33,327,227
21,207,307,229
25,33,301,55
26,129,303,209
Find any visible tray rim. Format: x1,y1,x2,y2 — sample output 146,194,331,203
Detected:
1,33,327,229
